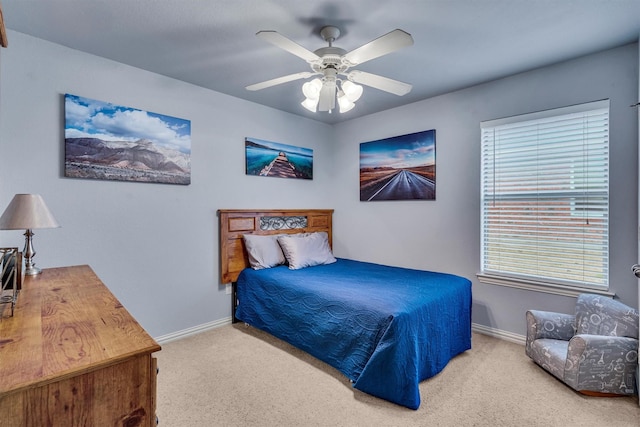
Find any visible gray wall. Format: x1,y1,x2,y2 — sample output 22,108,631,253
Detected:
332,43,639,337
1,31,637,340
0,31,334,338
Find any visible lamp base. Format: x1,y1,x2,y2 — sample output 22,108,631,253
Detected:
24,265,42,276
22,229,41,275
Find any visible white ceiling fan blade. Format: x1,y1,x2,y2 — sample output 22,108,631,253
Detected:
347,70,412,96
317,82,336,111
257,31,320,62
343,29,413,66
246,72,316,91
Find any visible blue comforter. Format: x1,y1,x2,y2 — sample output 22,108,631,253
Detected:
235,258,472,409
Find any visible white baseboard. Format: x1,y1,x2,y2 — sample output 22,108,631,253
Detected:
154,316,232,345
154,318,525,347
472,322,526,345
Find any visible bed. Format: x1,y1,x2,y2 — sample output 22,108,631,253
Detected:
218,209,472,410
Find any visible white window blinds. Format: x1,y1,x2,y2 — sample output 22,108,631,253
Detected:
480,100,609,289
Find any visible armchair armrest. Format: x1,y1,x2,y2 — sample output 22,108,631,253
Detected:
526,310,576,340
564,335,639,394
525,310,575,355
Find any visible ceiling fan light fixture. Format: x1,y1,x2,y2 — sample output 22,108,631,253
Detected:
301,97,319,112
337,90,355,113
249,26,413,116
342,80,363,102
302,78,323,100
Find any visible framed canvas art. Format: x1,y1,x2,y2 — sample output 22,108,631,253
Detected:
245,137,313,180
64,94,191,185
360,129,436,201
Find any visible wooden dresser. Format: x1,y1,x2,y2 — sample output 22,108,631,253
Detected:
0,265,161,427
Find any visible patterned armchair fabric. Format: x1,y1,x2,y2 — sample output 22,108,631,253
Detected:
525,294,639,395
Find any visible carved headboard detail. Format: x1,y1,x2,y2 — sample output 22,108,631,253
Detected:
217,209,334,283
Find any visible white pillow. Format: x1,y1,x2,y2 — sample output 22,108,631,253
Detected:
243,234,286,269
277,231,337,270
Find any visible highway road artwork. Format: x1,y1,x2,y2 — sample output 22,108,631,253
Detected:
360,129,436,201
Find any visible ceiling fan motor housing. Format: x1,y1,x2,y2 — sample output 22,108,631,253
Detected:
312,48,349,75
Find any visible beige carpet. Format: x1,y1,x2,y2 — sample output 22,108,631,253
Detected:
155,324,639,426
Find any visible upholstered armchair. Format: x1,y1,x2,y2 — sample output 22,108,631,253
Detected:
526,294,639,396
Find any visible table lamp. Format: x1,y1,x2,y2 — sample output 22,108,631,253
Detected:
0,194,60,275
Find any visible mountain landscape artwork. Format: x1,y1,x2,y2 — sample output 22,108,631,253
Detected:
360,129,436,201
245,137,313,180
64,94,191,185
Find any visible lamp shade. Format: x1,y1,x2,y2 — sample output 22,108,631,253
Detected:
337,90,355,113
342,81,363,102
301,97,319,112
302,78,322,100
0,194,60,230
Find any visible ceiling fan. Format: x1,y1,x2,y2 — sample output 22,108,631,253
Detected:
246,26,414,113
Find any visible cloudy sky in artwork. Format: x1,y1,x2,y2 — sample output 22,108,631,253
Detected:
64,94,191,154
360,130,435,169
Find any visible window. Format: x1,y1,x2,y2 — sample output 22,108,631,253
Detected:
479,100,609,295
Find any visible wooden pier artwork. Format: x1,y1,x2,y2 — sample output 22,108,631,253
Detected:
259,151,303,179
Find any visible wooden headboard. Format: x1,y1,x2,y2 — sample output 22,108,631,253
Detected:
217,209,334,283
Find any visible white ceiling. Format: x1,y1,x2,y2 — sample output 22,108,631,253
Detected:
2,0,640,124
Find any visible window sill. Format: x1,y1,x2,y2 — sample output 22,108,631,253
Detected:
476,273,615,298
